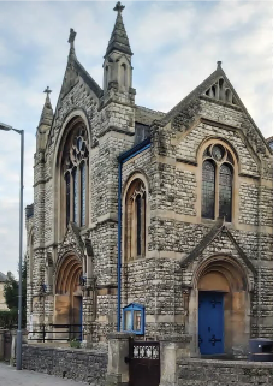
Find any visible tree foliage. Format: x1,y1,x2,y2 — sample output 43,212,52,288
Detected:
3,259,28,328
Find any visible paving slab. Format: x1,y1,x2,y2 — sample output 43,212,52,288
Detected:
0,363,85,386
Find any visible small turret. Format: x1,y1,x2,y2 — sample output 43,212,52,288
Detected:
103,2,134,100
36,86,53,150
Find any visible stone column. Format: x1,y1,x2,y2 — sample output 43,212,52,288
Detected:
10,329,17,367
159,334,192,386
0,329,5,361
106,332,135,386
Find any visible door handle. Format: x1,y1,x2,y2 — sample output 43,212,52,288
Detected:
208,327,210,332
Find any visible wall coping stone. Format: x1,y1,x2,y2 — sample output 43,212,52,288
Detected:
22,343,107,355
159,334,192,343
178,357,272,368
107,332,135,340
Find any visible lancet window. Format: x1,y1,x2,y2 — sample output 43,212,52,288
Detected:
62,124,89,228
124,178,147,261
202,143,234,222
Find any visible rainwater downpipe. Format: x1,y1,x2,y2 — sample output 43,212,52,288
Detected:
117,139,150,331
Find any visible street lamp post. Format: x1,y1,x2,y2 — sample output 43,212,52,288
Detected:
0,123,24,370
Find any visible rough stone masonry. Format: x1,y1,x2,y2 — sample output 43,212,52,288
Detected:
25,1,272,362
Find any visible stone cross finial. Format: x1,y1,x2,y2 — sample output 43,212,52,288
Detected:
68,28,77,49
217,60,222,70
43,86,52,99
113,1,125,14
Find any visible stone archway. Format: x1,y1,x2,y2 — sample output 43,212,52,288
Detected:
189,255,251,357
54,254,83,339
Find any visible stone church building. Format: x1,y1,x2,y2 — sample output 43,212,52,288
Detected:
26,2,272,358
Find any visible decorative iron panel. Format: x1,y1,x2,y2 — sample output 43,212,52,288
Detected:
129,340,160,386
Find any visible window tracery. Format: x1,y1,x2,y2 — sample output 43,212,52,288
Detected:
62,124,89,228
202,143,234,222
124,178,147,261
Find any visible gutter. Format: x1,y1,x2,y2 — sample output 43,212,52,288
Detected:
117,137,150,331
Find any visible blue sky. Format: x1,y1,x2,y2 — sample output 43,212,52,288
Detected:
0,0,272,275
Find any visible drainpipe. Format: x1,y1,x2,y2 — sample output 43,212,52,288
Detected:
117,138,150,331
117,160,122,332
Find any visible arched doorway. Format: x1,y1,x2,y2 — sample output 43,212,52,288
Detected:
193,256,250,356
54,254,83,340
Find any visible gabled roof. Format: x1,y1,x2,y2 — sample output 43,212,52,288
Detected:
60,53,103,100
180,223,256,274
159,62,270,154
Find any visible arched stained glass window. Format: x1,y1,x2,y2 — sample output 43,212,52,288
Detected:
124,178,147,261
65,172,71,226
81,163,86,226
136,194,142,256
201,143,234,222
202,161,215,219
219,164,232,222
72,168,78,224
61,122,89,231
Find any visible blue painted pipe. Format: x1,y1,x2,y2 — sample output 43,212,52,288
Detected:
117,138,150,331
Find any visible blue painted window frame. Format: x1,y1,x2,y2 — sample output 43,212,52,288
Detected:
123,303,145,335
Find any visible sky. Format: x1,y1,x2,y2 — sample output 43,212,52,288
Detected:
0,0,272,276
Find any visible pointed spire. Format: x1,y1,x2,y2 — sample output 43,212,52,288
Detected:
105,2,132,57
68,28,77,59
39,86,53,127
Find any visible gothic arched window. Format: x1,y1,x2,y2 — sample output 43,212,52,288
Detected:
61,122,89,229
124,178,147,261
219,164,232,222
202,143,234,222
202,160,215,219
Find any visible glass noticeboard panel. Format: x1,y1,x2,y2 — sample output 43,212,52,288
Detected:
134,310,142,331
124,310,131,331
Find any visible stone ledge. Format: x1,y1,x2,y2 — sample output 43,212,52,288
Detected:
178,357,273,368
107,332,135,340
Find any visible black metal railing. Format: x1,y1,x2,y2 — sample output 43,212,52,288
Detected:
28,323,83,343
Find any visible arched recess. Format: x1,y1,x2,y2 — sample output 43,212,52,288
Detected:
54,253,83,328
188,255,253,357
52,110,91,243
122,172,149,262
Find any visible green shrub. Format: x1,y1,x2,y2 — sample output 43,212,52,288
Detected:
69,338,82,349
0,309,18,328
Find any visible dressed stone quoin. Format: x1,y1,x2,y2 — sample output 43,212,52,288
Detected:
25,2,273,357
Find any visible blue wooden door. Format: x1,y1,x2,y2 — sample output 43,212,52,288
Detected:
198,291,224,355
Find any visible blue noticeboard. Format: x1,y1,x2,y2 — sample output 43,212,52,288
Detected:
198,291,224,355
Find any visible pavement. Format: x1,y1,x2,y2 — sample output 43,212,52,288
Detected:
0,363,85,386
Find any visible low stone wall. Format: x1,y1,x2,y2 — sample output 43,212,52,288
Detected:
177,358,273,386
22,344,107,385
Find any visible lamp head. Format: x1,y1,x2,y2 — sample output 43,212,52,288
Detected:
0,123,12,131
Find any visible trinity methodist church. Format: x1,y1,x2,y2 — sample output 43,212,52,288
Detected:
26,2,273,358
